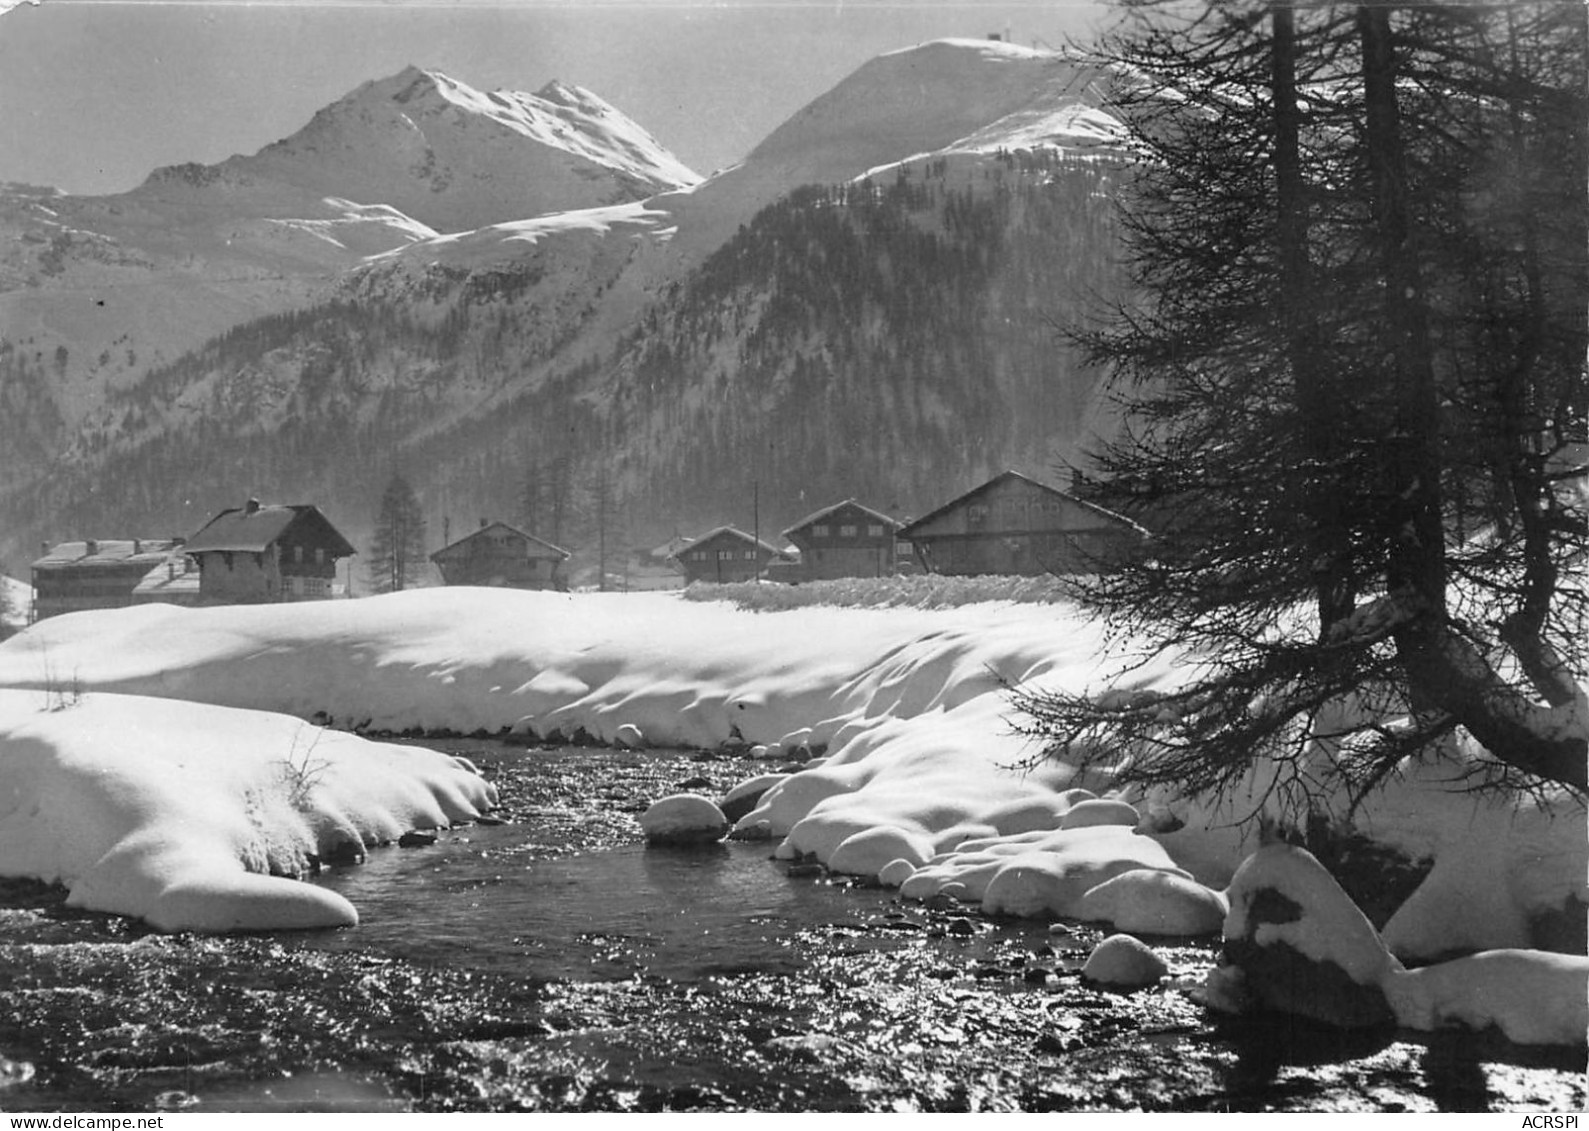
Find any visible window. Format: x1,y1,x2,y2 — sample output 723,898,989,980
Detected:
813,524,830,537
718,549,733,560
314,548,325,566
839,524,857,537
293,545,304,564
867,523,885,537
690,550,707,561
744,550,756,560
968,504,989,528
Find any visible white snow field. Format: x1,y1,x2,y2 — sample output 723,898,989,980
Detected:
0,589,1582,1042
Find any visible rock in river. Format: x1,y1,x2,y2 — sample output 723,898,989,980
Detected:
1081,934,1169,989
640,794,730,847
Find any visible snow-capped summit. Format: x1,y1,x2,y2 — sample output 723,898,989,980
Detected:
138,65,699,235
657,37,1120,261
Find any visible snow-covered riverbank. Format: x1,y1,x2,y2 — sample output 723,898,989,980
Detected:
0,589,1582,1041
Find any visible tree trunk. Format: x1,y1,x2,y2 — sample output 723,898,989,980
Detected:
1358,4,1586,789
1273,3,1354,635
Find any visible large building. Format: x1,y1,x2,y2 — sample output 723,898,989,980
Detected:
183,499,356,604
670,526,793,585
781,499,905,581
30,538,186,621
899,470,1148,577
430,521,570,591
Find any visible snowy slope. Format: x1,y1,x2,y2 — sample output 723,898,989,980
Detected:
655,39,1120,264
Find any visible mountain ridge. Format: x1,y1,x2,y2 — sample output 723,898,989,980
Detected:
1,40,1130,579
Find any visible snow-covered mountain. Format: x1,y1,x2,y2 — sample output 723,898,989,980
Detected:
0,67,699,459
2,40,1126,570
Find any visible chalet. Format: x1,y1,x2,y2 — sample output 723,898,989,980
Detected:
670,526,794,585
781,499,904,581
898,470,1148,577
183,499,356,604
430,520,570,591
30,538,186,621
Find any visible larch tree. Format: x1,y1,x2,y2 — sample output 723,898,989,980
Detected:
1016,0,1587,813
368,474,428,595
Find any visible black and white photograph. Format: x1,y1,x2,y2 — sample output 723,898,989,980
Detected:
0,0,1583,1115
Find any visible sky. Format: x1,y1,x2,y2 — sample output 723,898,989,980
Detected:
0,0,1107,197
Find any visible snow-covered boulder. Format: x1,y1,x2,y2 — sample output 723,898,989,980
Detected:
878,858,918,887
828,825,934,878
1215,842,1397,1028
719,772,787,824
1074,869,1227,936
1082,934,1169,989
1208,841,1589,1045
1383,950,1589,1047
1059,798,1140,830
978,827,1189,919
640,794,730,846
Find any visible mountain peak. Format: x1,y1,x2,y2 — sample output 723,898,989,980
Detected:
134,65,698,233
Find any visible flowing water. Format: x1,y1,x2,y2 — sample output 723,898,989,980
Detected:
0,742,1581,1113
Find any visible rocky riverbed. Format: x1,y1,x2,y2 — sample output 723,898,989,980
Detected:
0,744,1581,1113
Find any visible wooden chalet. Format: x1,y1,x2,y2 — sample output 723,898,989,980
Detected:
781,499,905,581
30,537,186,621
670,526,793,585
183,499,355,604
430,520,570,591
898,470,1147,577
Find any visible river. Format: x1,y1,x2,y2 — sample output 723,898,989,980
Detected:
0,741,1581,1112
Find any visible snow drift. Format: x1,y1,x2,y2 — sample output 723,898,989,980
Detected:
0,688,494,931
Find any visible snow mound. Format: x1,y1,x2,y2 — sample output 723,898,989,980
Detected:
0,689,495,932
1074,869,1227,936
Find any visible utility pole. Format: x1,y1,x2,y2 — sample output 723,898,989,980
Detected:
753,480,761,582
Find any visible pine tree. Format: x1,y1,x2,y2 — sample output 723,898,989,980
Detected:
1016,0,1588,809
367,474,428,595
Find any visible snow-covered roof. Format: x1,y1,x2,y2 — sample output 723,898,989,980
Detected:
898,470,1146,538
781,498,902,538
184,501,357,557
431,520,569,561
31,538,184,572
131,555,201,599
669,525,791,560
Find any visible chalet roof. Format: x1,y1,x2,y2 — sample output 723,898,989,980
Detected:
32,538,185,572
430,521,570,561
131,555,201,598
781,498,902,538
669,525,793,561
897,470,1147,538
184,501,357,557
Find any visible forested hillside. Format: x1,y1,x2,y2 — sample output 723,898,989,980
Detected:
608,152,1123,528
1,152,1124,574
